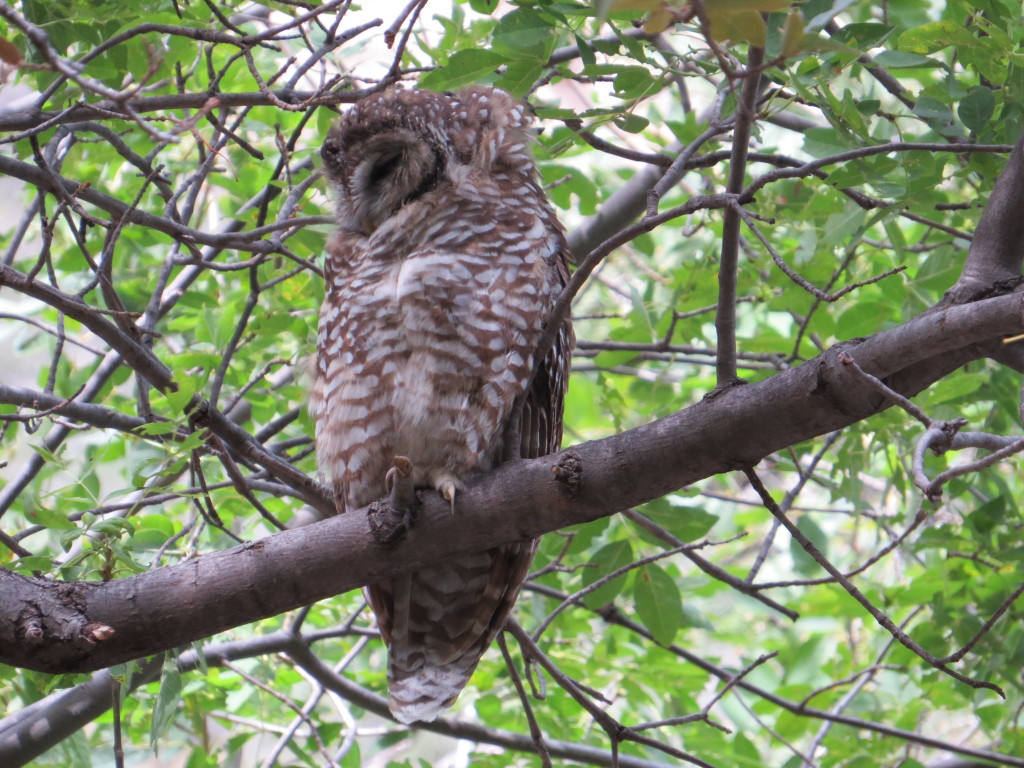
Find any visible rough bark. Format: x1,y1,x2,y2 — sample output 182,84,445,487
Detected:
943,130,1024,303
1,291,1021,674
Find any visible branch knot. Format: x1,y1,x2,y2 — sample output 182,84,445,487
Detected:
552,451,583,497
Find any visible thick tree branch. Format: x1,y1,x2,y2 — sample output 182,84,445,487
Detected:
2,292,1022,673
944,130,1024,302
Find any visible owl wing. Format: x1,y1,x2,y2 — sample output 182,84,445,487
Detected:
513,251,574,464
469,248,575,648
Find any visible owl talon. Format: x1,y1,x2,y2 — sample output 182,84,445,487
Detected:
369,457,418,545
386,456,416,510
440,481,457,516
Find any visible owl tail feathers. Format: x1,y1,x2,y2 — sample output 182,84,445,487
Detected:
386,659,477,724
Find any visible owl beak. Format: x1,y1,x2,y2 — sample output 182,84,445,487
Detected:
361,216,376,235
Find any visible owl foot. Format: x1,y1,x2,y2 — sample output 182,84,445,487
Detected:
424,470,462,516
411,467,463,515
369,457,418,546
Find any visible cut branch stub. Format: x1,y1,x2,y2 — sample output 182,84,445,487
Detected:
2,571,115,672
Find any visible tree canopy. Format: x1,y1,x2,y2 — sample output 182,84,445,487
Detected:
1,0,1023,766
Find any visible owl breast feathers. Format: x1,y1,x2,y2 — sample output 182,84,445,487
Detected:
312,85,573,724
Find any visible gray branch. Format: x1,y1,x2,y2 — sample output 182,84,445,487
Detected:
944,130,1024,302
1,291,1022,673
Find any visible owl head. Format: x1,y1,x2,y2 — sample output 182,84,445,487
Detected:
321,87,537,235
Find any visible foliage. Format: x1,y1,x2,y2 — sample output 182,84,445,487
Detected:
0,0,1023,767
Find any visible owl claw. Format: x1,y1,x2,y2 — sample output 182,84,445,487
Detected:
386,456,416,510
371,457,418,546
410,467,463,515
440,481,457,516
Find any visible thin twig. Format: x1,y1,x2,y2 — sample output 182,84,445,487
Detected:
743,466,1004,696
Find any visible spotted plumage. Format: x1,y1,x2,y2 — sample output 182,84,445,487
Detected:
312,86,573,723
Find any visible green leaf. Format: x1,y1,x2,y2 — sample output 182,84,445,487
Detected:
898,20,978,55
92,518,135,537
30,443,65,466
780,9,805,58
705,2,791,46
811,9,884,35
634,563,683,646
613,66,659,99
10,556,55,573
966,496,1005,536
467,0,500,14
581,540,634,609
789,515,829,576
212,305,237,349
110,542,147,573
958,86,996,134
801,127,855,157
574,33,596,69
133,527,171,549
928,370,983,405
613,113,650,133
871,50,942,69
491,9,556,63
26,504,76,530
912,96,959,136
134,421,180,437
171,351,221,371
637,499,718,543
855,98,880,115
494,60,543,98
179,430,207,452
160,380,198,414
421,50,506,91
150,660,183,749
822,204,866,247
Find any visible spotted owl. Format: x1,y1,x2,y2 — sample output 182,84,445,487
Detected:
313,86,573,723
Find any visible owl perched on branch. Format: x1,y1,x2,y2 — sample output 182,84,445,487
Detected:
313,86,573,723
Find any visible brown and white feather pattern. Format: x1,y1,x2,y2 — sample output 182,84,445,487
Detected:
313,87,573,724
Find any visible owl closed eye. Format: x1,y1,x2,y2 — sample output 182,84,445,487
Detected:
322,124,445,234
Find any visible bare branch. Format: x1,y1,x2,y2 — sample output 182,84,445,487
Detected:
743,467,1004,695
714,43,763,386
